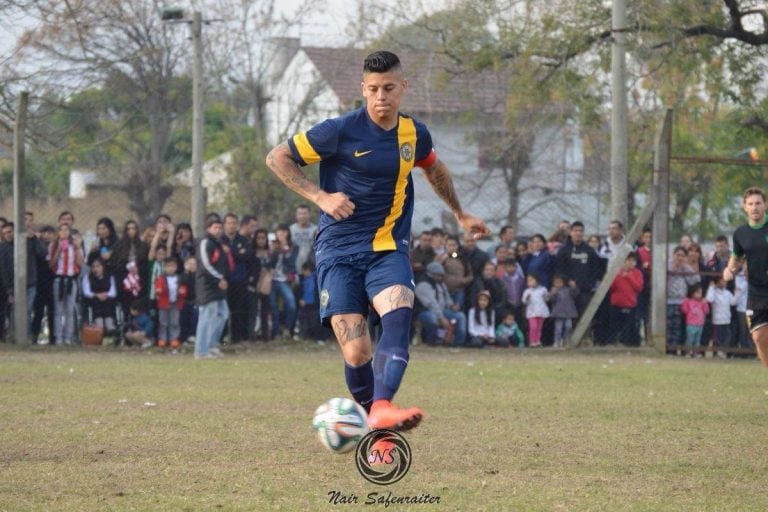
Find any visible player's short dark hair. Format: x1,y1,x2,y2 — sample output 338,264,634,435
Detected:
743,187,766,202
364,51,401,74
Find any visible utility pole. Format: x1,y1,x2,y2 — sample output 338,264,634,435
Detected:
610,0,629,226
13,91,29,345
162,8,206,237
191,11,204,238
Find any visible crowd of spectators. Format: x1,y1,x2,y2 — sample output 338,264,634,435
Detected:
0,210,755,358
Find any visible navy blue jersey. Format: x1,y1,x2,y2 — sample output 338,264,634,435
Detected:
288,107,435,263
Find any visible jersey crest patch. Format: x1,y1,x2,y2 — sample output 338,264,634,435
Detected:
320,289,330,309
399,142,414,162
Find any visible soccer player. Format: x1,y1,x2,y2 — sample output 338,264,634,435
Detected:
723,187,768,367
266,50,489,432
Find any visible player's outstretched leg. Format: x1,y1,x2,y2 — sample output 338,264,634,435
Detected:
367,307,424,431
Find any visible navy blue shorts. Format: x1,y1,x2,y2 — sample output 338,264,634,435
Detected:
315,251,414,326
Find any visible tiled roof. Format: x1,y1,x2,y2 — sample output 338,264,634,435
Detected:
301,46,507,114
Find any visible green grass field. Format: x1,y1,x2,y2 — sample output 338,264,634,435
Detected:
1,343,767,511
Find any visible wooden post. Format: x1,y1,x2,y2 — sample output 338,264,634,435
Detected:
13,92,29,345
568,187,658,347
650,109,672,354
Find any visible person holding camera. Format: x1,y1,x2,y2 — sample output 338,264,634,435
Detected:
434,235,473,311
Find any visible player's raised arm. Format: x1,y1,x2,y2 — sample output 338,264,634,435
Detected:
265,142,355,221
421,158,490,239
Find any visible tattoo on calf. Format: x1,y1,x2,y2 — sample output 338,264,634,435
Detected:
332,318,368,345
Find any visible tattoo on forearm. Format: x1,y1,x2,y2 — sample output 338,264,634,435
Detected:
387,285,414,310
425,161,462,215
332,318,368,345
266,142,317,197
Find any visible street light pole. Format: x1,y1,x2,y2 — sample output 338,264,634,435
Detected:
191,11,204,238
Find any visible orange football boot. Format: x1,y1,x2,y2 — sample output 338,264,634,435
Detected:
367,400,424,432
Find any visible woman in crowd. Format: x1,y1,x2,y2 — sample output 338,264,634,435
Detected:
173,222,196,264
252,228,272,341
87,217,119,274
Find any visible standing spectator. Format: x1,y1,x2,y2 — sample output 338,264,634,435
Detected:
462,232,490,280
290,205,318,272
679,234,693,251
436,235,473,309
470,261,508,321
49,223,84,345
414,261,466,346
0,223,12,341
31,225,56,344
734,266,751,354
522,233,555,288
522,273,550,347
155,257,187,350
173,222,196,264
467,289,495,347
607,253,644,346
86,217,119,275
238,216,259,339
680,283,709,357
149,214,175,264
598,220,626,260
269,224,299,340
491,245,510,268
410,230,434,283
555,221,602,318
252,229,272,341
222,213,251,343
635,227,652,339
706,276,738,358
429,227,446,259
668,246,701,353
499,258,525,324
194,217,230,359
515,240,529,263
112,220,149,302
706,235,731,274
549,274,578,348
179,256,198,345
487,225,516,259
297,261,328,342
81,258,118,335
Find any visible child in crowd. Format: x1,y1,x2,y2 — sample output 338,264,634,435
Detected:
125,299,154,349
680,283,709,357
549,274,578,348
467,289,495,347
608,253,644,346
734,266,751,353
148,246,166,302
297,261,328,342
81,258,118,334
179,256,198,344
495,309,525,348
499,258,525,323
154,257,187,349
521,273,550,347
705,275,738,358
123,261,142,303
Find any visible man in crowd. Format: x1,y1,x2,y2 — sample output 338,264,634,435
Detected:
290,204,318,271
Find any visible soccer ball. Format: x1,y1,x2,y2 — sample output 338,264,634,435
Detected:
312,397,369,453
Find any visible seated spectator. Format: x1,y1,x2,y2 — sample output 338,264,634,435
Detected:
125,299,154,349
81,258,118,334
414,261,467,346
496,309,525,348
467,289,495,348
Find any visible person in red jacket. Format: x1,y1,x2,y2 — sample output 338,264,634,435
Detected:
155,258,188,350
608,252,644,346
